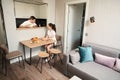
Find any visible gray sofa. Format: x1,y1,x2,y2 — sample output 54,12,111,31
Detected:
64,43,120,80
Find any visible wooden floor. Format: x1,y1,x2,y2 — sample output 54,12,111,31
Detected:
0,56,69,80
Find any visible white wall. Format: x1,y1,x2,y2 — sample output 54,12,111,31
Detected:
2,0,55,62
55,0,88,38
14,1,47,19
56,0,120,51
55,0,89,37
55,0,66,37
85,0,120,49
46,0,55,23
39,4,48,19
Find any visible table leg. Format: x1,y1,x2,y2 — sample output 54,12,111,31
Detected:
23,45,32,65
21,56,25,69
5,57,7,76
30,48,32,65
23,45,26,61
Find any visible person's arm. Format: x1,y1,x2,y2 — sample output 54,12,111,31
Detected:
42,35,49,40
19,25,31,28
19,21,31,28
42,30,49,40
33,23,38,28
33,25,38,28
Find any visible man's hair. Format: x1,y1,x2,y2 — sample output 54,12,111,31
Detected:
29,16,36,20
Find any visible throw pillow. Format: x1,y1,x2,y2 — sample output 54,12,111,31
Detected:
69,49,80,64
78,46,93,63
95,53,116,68
113,58,120,72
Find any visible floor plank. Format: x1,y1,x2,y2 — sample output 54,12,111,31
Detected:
0,57,69,80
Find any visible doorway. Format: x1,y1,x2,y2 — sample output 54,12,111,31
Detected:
64,2,86,52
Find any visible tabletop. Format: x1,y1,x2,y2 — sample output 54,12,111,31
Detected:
20,39,54,48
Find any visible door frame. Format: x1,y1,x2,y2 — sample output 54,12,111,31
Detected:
63,0,89,53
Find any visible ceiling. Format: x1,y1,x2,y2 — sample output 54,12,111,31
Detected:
14,0,47,5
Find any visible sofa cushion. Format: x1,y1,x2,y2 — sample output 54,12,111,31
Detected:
83,42,120,58
69,62,120,80
69,49,80,64
95,53,115,68
113,58,120,72
78,46,93,63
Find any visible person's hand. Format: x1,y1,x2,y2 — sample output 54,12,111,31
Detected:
33,25,38,28
42,37,47,41
19,26,31,28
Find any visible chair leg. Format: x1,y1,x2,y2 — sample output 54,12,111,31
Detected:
40,58,43,73
53,55,57,66
36,58,40,67
58,54,63,64
18,57,21,66
48,58,52,69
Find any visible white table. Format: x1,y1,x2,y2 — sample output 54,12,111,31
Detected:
69,75,82,80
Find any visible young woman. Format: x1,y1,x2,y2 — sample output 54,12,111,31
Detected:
42,23,57,53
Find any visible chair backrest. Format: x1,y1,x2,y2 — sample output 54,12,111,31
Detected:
56,35,61,41
54,35,63,49
0,44,9,55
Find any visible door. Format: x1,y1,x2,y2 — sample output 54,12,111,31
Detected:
67,3,86,52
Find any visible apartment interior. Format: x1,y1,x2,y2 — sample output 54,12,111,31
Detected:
0,0,120,80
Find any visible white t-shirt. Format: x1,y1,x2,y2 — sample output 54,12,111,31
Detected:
47,30,57,45
20,20,37,28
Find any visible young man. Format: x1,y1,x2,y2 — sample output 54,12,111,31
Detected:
19,16,37,28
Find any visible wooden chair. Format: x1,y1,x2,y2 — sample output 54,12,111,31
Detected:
55,35,63,51
0,44,25,75
49,48,63,66
36,51,52,73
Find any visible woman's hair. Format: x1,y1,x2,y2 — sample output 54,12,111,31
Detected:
48,23,56,32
